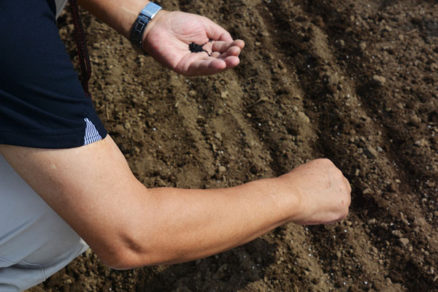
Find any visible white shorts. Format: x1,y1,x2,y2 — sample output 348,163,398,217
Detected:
0,154,88,291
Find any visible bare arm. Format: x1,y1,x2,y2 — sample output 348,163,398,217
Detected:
0,137,350,269
77,0,148,38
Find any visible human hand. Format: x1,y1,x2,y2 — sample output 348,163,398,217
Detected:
277,159,351,225
142,10,245,76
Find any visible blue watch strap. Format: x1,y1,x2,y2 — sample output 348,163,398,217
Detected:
129,2,162,50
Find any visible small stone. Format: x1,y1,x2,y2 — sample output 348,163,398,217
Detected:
399,238,409,247
384,25,392,32
409,115,421,127
373,75,386,85
414,139,428,147
218,166,227,173
363,188,372,195
297,112,310,124
220,91,228,99
368,218,377,224
364,145,378,159
114,124,124,134
392,230,403,238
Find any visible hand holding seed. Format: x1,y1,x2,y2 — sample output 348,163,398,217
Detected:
141,11,245,76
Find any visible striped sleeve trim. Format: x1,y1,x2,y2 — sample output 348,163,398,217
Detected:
83,118,102,145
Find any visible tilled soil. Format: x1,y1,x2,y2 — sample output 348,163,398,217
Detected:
32,0,437,291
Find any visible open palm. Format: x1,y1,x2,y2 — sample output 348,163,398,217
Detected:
142,11,245,76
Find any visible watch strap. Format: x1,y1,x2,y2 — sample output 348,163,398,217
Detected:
129,2,162,51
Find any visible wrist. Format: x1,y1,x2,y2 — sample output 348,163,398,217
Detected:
254,177,301,225
141,9,169,52
78,0,151,39
270,175,302,224
129,2,163,52
124,0,151,37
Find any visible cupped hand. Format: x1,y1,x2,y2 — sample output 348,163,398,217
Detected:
278,159,351,225
142,10,245,76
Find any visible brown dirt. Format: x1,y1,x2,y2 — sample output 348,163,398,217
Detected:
31,0,437,291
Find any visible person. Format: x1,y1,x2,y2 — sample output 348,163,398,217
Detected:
0,0,351,290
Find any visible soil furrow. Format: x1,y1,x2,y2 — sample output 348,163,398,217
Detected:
261,0,438,289
259,2,394,289
298,0,438,224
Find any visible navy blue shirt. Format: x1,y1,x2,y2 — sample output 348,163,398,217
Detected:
0,0,107,149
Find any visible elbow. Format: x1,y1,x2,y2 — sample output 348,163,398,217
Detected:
95,231,171,269
90,195,183,269
98,242,187,269
96,238,156,270
97,246,154,270
98,249,143,270
93,196,164,269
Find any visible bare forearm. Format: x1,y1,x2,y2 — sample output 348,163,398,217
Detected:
78,0,150,38
119,178,297,267
1,136,350,270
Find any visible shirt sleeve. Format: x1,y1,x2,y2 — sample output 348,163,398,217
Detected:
0,0,107,149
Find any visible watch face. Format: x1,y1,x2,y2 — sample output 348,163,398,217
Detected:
142,2,162,19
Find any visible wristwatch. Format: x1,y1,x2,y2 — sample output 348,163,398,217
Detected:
129,2,162,51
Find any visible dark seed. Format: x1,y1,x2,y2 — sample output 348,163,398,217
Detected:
189,42,211,56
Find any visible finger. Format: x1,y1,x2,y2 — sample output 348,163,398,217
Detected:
212,46,241,60
231,39,245,49
197,53,240,70
219,46,242,58
223,55,240,68
210,40,245,53
187,58,227,76
210,51,221,58
178,52,227,75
